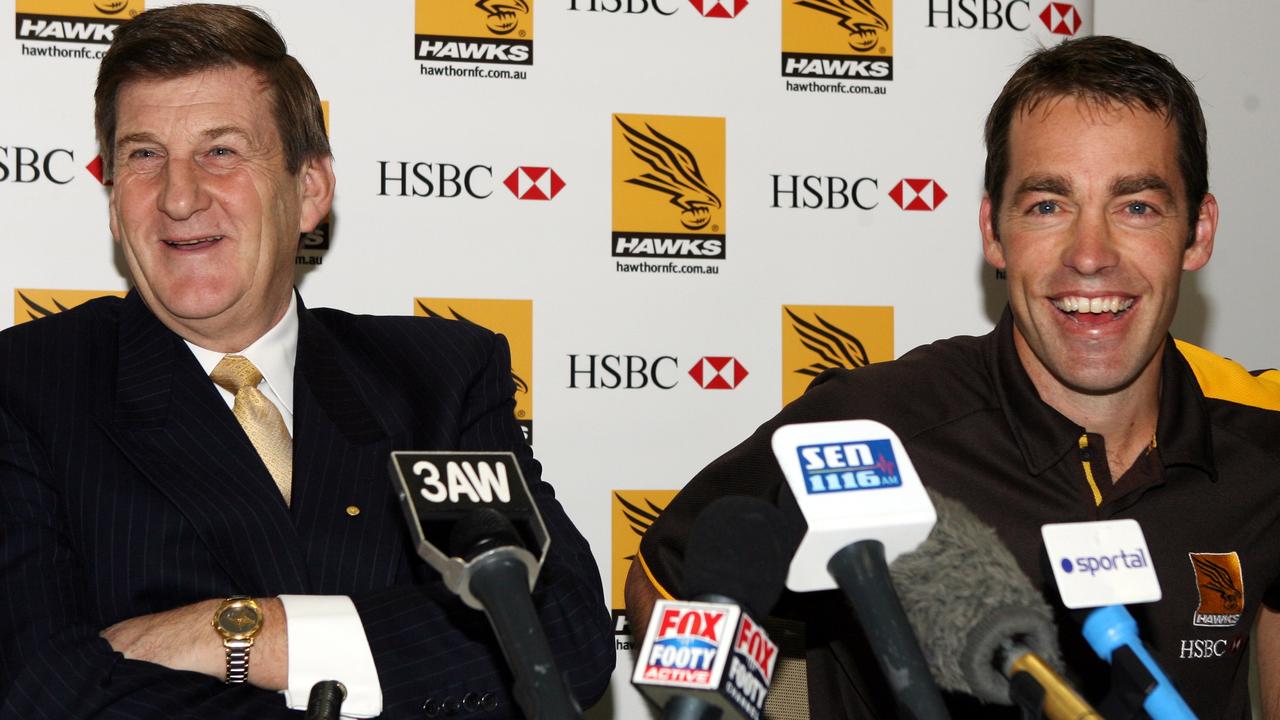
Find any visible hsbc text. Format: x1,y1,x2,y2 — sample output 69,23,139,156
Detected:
927,0,1030,30
567,355,679,389
772,175,878,210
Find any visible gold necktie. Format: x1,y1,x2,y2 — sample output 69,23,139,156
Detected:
210,355,292,505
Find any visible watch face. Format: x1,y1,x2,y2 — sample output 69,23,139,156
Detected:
216,602,262,639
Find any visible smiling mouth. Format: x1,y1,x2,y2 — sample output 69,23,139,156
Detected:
164,235,223,248
1051,295,1135,316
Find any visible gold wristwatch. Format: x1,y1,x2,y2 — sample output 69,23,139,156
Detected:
212,596,263,684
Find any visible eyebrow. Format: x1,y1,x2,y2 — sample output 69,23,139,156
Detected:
115,125,252,149
1111,174,1174,199
1012,174,1071,198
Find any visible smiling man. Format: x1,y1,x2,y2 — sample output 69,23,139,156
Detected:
0,4,612,719
627,36,1280,719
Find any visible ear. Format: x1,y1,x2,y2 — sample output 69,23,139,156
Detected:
108,188,121,244
297,155,336,233
1182,192,1217,272
979,195,1006,270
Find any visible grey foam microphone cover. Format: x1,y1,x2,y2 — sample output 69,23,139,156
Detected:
888,489,1063,704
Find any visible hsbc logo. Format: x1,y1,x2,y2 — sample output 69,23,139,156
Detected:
568,354,748,390
503,166,565,200
1039,2,1081,35
687,356,749,389
889,179,947,211
86,155,111,185
689,0,747,18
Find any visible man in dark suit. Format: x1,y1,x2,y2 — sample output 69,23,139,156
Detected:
0,4,613,718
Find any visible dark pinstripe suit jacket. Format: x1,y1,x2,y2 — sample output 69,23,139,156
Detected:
0,291,614,718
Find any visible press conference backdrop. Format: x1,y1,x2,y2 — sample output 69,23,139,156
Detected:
2,1,1277,717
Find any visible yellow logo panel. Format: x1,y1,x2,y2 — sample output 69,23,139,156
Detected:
613,114,726,237
415,298,533,436
1189,552,1245,628
611,489,678,609
17,0,140,17
781,305,893,405
13,289,126,326
415,0,534,40
783,0,892,56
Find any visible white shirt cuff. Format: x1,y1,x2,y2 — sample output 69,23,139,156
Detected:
278,595,383,718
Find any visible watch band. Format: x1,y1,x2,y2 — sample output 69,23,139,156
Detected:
224,638,253,684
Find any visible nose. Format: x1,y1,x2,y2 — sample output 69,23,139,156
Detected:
156,157,210,220
1062,207,1120,275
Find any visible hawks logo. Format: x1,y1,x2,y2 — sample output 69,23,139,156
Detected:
13,289,126,326
782,0,893,81
1189,552,1245,628
612,490,678,637
415,0,534,66
781,305,893,404
612,114,726,262
415,298,534,443
476,0,529,34
15,0,141,46
797,0,887,52
616,117,721,231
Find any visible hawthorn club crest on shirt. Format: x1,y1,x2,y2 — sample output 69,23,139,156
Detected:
794,0,888,52
1189,552,1245,628
615,117,723,231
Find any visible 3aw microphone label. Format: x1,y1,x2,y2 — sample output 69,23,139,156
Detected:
1042,519,1162,609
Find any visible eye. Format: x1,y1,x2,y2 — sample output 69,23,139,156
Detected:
1032,200,1058,215
128,148,158,159
209,146,236,157
1127,201,1151,215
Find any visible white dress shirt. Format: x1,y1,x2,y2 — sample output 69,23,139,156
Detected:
185,294,383,717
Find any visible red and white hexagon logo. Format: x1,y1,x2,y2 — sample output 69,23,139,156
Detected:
688,357,749,389
1039,2,1082,36
689,0,747,18
889,179,947,211
503,166,565,200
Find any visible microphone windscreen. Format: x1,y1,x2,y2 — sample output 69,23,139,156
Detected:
449,507,525,560
682,495,800,620
889,489,1062,704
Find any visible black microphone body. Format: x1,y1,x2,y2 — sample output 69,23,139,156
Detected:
389,452,580,720
452,510,582,720
827,538,951,720
304,680,346,720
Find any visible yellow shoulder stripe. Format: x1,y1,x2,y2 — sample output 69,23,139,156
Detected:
1175,340,1280,412
636,550,676,600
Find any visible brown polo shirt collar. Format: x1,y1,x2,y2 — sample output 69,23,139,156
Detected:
984,306,1215,481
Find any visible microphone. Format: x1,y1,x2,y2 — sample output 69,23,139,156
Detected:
1081,605,1197,719
304,680,346,720
389,451,580,720
889,489,1101,720
1041,519,1196,719
770,419,950,720
632,495,797,720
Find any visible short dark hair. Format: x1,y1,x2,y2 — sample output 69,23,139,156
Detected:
984,36,1207,236
95,3,329,178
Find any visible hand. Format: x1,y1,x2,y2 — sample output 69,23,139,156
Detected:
100,597,288,690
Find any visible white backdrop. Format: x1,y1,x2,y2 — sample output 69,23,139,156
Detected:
1,1,1275,717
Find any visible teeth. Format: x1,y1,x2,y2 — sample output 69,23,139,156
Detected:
166,235,222,246
1052,296,1134,314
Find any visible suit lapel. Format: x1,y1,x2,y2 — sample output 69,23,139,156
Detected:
291,305,400,592
98,292,311,595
